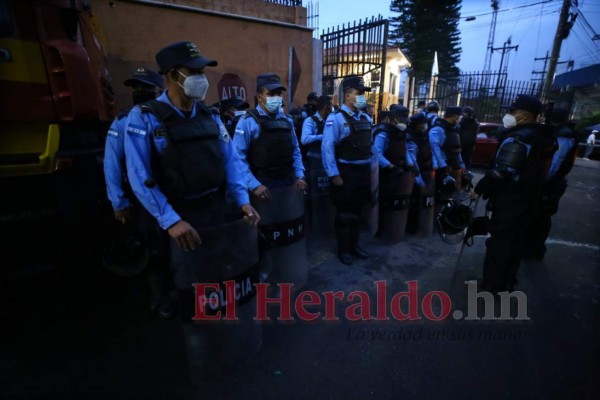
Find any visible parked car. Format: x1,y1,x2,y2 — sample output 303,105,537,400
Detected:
470,122,503,167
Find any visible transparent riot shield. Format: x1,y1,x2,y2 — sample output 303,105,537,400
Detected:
308,152,335,239
251,185,308,291
169,215,261,384
417,170,435,237
368,158,380,236
380,170,415,243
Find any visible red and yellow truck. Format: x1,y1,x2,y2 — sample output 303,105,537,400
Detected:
0,0,114,269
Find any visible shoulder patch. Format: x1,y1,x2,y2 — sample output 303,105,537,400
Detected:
219,125,231,143
325,120,334,126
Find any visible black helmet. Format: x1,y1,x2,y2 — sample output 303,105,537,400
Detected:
436,200,473,244
438,173,457,194
102,234,149,277
461,106,474,117
427,101,440,112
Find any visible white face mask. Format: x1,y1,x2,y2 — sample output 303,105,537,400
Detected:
234,110,246,117
264,96,283,114
395,123,407,131
177,70,209,100
354,94,367,110
502,113,517,129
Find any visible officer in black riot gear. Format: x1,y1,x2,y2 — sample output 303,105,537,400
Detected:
322,75,374,265
475,95,557,293
527,107,578,260
217,96,249,139
458,106,480,171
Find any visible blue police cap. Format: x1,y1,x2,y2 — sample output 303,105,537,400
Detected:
155,41,217,74
123,67,163,89
504,94,542,115
390,104,410,120
220,96,249,110
342,75,371,92
256,73,286,92
410,113,427,125
445,106,463,116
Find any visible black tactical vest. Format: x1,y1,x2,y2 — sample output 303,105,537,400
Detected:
376,123,407,167
246,109,294,179
336,111,373,161
441,123,462,169
141,100,225,201
506,124,557,187
307,115,326,154
411,128,433,173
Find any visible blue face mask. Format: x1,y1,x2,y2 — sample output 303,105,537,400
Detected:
264,96,282,114
354,94,367,110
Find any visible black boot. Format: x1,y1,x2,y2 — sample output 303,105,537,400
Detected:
335,213,354,265
350,216,369,260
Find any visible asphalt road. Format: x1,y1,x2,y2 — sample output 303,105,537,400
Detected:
1,159,599,399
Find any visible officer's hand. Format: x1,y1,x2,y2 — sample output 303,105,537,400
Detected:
241,204,261,226
253,185,272,201
331,175,344,186
295,178,308,192
167,220,202,251
114,207,132,224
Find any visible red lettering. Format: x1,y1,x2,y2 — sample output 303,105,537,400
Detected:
192,283,221,321
345,291,373,321
295,291,321,321
422,291,452,321
390,280,421,321
375,280,389,320
254,283,294,321
223,280,238,321
323,291,344,321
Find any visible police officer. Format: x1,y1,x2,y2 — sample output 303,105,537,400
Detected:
406,113,432,234
322,75,374,265
232,73,306,196
475,94,556,293
104,67,163,223
218,96,249,139
301,91,319,119
415,100,427,117
374,105,409,173
430,106,464,196
301,95,333,157
527,107,578,260
458,106,480,171
123,41,260,256
426,100,440,128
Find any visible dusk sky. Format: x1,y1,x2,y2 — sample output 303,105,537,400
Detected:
312,0,600,82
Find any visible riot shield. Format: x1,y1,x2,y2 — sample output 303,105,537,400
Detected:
308,152,335,238
380,170,415,242
368,159,380,236
417,170,435,237
169,215,261,384
251,185,308,291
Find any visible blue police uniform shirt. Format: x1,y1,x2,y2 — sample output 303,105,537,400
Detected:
429,125,465,170
232,104,305,191
301,112,324,157
406,140,425,187
321,104,375,177
548,136,575,179
123,91,250,230
104,114,130,211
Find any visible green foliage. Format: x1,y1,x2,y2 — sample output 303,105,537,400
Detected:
389,0,462,75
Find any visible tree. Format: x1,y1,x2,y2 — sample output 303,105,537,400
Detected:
389,0,462,76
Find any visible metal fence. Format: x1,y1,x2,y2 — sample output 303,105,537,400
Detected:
405,71,575,123
262,0,302,6
321,16,389,111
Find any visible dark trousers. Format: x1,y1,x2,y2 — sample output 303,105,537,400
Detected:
528,179,567,259
482,207,532,292
330,163,371,253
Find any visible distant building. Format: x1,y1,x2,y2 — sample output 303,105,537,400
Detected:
553,64,600,119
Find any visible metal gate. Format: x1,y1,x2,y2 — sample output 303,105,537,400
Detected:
321,16,389,115
406,71,575,123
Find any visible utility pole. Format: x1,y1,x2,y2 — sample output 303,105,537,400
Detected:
532,51,550,82
493,37,518,97
540,0,571,103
